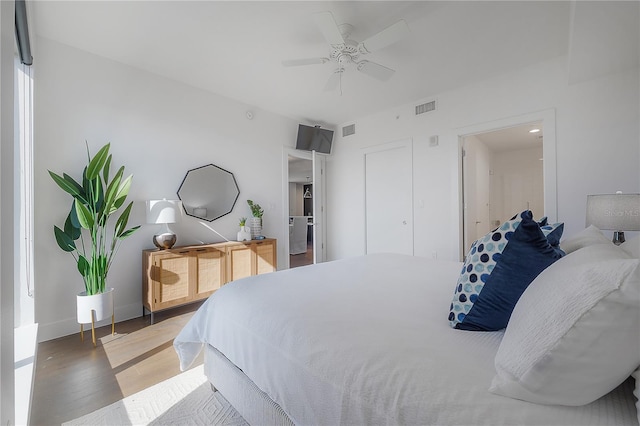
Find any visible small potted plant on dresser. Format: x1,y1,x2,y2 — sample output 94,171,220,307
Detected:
49,142,140,346
237,217,251,241
247,199,264,239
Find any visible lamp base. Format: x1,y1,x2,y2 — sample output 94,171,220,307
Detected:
153,233,177,249
612,231,625,246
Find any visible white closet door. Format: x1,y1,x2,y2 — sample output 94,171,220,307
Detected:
365,140,413,255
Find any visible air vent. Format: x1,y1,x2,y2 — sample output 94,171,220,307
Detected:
342,123,356,137
415,100,436,115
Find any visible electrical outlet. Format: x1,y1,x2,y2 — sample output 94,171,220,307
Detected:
432,252,438,260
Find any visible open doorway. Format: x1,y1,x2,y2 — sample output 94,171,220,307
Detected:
283,149,326,269
462,122,544,252
458,109,557,260
288,155,314,268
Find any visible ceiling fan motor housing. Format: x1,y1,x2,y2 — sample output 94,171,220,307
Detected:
331,39,359,65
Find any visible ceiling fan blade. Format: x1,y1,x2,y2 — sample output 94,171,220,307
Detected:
358,19,410,54
323,69,343,91
313,11,345,47
357,60,395,81
282,58,329,67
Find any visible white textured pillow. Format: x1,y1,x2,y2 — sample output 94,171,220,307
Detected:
559,225,611,254
490,243,640,406
621,235,640,259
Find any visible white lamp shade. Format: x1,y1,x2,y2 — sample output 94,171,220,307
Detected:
586,193,640,231
146,200,180,224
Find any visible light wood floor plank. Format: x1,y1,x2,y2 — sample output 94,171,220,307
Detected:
31,302,204,426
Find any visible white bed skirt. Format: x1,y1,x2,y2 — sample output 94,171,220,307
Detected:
205,344,294,426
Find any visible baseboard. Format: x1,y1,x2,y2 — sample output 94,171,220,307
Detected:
37,301,142,342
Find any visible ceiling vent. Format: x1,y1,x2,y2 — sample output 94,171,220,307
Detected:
342,123,356,137
415,100,436,116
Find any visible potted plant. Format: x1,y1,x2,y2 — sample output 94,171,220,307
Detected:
237,217,251,241
49,142,140,345
247,199,264,239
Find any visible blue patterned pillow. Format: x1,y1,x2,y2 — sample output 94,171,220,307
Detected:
538,216,564,248
448,210,565,331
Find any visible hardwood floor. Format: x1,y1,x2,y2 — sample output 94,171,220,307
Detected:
30,302,204,426
289,241,314,268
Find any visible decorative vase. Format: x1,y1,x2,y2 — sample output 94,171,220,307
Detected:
76,287,115,347
237,225,252,242
249,217,262,239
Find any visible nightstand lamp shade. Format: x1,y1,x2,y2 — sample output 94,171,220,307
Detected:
147,199,181,249
586,193,640,245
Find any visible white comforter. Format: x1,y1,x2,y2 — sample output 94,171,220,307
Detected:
174,253,638,425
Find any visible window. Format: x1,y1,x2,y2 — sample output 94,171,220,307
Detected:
14,55,34,326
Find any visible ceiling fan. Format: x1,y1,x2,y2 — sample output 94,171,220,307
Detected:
282,11,411,92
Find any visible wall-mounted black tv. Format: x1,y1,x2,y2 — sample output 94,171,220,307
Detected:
295,124,334,154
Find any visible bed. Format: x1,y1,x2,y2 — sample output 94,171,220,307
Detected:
174,240,640,425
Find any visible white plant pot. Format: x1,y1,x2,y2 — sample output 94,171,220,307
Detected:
77,287,114,324
249,217,262,239
237,226,252,242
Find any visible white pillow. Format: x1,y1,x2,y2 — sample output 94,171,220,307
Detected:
490,243,640,406
559,225,611,254
621,235,640,259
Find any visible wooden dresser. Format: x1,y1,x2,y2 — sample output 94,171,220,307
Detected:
142,238,276,323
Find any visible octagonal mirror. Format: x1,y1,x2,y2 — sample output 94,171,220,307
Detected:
177,164,240,221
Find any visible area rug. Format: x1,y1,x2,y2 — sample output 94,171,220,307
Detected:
62,365,248,426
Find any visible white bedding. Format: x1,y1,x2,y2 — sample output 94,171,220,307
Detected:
174,253,638,425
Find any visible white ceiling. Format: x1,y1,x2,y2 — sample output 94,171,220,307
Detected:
32,1,638,128
474,122,543,152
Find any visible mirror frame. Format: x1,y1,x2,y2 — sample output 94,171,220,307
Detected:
177,163,240,222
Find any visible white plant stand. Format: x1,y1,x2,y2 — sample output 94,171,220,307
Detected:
77,287,115,347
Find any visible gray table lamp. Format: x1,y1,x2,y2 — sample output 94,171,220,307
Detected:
586,192,640,245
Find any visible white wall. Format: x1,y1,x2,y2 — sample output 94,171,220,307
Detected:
0,1,15,422
34,37,299,341
490,146,544,225
326,56,639,262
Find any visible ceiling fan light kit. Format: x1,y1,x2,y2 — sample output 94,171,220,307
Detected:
283,11,411,92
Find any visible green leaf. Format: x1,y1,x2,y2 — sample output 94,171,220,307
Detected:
93,176,104,216
86,143,110,180
103,154,112,185
118,226,140,239
113,174,133,210
64,213,81,240
61,173,86,200
54,226,76,252
69,201,81,229
74,199,94,229
77,255,89,277
49,171,82,198
102,166,124,215
114,201,133,237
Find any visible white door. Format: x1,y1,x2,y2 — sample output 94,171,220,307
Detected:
312,151,326,263
462,138,492,252
365,140,413,255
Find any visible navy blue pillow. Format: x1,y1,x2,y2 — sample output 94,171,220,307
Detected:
448,210,565,331
541,222,564,248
